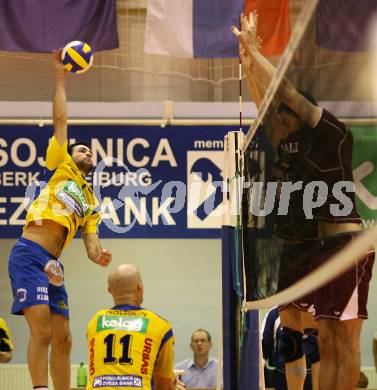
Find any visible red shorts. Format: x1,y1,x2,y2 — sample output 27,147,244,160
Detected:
278,233,375,318
310,233,375,321
278,241,318,312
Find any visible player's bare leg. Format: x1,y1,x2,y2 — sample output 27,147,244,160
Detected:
333,318,362,390
279,305,306,390
50,313,72,390
24,305,52,388
301,311,319,390
311,362,320,390
317,319,338,390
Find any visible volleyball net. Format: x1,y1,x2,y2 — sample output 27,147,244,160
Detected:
222,1,377,388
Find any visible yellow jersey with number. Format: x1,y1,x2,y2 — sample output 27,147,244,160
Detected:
25,136,100,249
0,318,14,352
86,305,174,390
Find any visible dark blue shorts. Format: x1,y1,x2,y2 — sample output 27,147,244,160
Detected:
8,237,69,318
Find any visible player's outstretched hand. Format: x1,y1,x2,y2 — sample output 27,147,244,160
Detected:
93,248,112,267
232,12,262,54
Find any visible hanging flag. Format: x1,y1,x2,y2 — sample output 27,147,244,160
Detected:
144,0,291,58
244,0,291,56
315,0,377,52
0,0,119,52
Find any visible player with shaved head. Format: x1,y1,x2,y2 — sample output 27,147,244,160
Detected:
87,264,175,390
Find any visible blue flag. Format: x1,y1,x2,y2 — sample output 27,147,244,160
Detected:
0,0,118,52
315,0,377,52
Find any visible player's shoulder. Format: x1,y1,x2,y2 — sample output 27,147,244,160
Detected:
144,310,174,340
147,310,173,328
317,108,347,133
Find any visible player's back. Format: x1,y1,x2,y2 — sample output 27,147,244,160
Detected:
87,305,174,390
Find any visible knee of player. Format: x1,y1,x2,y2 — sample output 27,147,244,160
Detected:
333,331,359,355
302,328,320,364
317,322,335,344
32,325,53,345
316,333,336,359
51,330,72,351
277,327,304,363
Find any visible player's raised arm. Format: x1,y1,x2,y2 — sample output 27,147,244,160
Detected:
236,12,265,109
233,13,321,128
52,50,68,146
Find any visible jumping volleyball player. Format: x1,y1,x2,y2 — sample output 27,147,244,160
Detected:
8,52,112,390
233,13,374,390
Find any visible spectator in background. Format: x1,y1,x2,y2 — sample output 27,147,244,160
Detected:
262,307,317,390
175,329,219,388
0,317,13,363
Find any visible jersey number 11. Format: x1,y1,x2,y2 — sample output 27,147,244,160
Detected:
104,333,133,365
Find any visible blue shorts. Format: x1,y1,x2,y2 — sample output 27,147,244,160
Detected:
8,237,69,318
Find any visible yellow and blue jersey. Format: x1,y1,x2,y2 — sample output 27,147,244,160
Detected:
25,136,100,249
86,305,174,390
0,318,14,352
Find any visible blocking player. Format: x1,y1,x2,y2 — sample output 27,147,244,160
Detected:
233,13,374,390
8,52,112,390
235,14,320,390
87,264,175,390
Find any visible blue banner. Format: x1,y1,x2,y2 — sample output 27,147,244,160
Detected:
0,124,241,238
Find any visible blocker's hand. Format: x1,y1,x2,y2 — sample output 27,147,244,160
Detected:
232,12,262,53
92,248,112,267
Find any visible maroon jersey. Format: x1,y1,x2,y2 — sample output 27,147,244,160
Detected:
274,108,360,240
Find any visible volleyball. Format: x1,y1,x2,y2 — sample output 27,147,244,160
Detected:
61,41,94,74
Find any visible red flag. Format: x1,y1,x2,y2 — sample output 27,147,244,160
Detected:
244,0,291,56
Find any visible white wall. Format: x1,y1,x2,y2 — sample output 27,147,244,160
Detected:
1,237,376,366
0,238,222,364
